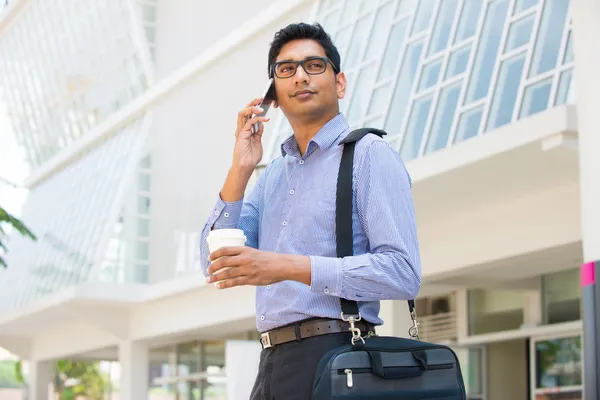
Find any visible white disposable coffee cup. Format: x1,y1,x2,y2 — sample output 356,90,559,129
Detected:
206,229,247,285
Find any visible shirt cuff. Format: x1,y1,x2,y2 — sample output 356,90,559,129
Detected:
310,256,343,297
212,194,244,229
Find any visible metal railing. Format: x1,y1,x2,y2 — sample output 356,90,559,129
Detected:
417,311,457,343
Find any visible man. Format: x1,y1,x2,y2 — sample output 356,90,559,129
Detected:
200,23,421,399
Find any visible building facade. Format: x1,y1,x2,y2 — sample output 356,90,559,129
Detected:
0,0,595,399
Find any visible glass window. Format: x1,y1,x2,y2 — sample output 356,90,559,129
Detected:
419,59,442,91
384,40,424,135
396,0,417,18
454,0,483,43
486,54,526,131
426,83,461,154
345,13,373,69
138,172,151,192
364,2,395,60
529,0,570,77
446,45,471,79
321,10,341,32
505,15,535,53
563,30,574,64
137,195,151,214
465,0,510,104
377,20,409,81
454,106,483,143
514,0,538,14
368,85,392,115
400,95,433,161
364,116,383,129
428,0,457,55
535,336,582,389
520,78,552,118
468,289,525,335
178,341,200,376
542,269,581,324
554,69,573,106
333,25,353,57
137,218,150,238
411,0,436,34
341,0,363,22
347,66,376,124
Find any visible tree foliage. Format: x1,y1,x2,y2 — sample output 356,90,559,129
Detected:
0,205,36,268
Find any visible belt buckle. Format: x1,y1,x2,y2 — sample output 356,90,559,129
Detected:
260,332,272,349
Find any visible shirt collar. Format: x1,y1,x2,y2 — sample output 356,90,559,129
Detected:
280,113,350,158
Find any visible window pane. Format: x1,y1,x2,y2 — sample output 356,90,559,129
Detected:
426,83,461,154
341,0,363,21
465,0,510,103
446,46,471,79
563,30,574,64
138,172,150,192
377,20,409,81
535,336,582,389
514,0,538,14
519,78,551,118
429,0,457,55
364,116,383,129
529,0,570,77
138,196,150,214
486,54,526,131
368,85,392,114
454,106,484,143
396,0,417,18
384,41,424,135
555,69,573,106
505,15,535,53
400,95,433,161
468,289,525,335
542,269,581,325
411,0,436,34
364,2,395,60
333,25,352,56
454,0,483,43
137,218,150,238
419,59,442,91
136,241,149,260
347,66,376,123
345,13,373,69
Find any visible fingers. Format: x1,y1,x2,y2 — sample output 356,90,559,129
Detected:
214,276,246,289
209,246,246,262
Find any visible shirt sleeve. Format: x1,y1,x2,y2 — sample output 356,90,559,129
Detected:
309,140,422,301
199,168,265,276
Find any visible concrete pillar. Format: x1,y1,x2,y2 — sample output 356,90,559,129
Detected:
570,1,600,398
378,300,413,338
119,341,149,400
28,360,55,400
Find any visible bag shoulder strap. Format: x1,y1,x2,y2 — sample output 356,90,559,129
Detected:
336,128,417,323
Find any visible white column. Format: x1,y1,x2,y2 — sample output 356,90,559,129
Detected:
28,360,55,400
569,1,600,398
119,341,149,400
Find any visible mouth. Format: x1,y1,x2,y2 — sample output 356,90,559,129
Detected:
292,90,316,99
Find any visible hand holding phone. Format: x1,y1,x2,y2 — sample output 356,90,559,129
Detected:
251,78,275,134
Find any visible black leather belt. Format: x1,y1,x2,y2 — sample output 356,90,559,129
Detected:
260,318,375,349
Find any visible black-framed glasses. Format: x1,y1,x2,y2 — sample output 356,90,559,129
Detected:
270,56,337,79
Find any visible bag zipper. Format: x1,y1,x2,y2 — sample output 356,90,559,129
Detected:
337,363,454,387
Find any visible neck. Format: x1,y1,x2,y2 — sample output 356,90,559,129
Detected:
289,110,340,156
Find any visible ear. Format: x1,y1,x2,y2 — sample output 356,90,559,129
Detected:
272,100,279,109
336,72,347,100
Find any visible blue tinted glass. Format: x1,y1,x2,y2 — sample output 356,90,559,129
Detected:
505,15,534,52
555,69,573,106
465,0,510,103
563,30,574,64
348,67,376,124
419,60,442,91
397,0,417,18
400,96,433,161
455,107,484,143
487,55,526,130
520,78,552,118
529,0,570,77
411,0,436,34
426,84,461,154
365,2,396,60
429,0,457,55
345,14,373,68
385,41,424,135
514,0,538,14
446,46,471,78
368,85,392,115
454,0,483,43
378,20,409,81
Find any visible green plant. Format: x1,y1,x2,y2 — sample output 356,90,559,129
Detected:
0,206,36,268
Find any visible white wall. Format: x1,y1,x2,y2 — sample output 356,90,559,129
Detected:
149,1,314,281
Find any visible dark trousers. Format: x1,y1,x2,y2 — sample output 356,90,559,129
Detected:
249,332,352,400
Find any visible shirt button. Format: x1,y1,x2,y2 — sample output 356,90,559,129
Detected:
324,288,330,294
299,160,305,165
289,189,295,195
282,221,287,226
267,285,271,289
260,315,265,321
224,212,230,217
214,210,219,215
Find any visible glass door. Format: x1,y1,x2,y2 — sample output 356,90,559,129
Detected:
529,333,583,400
456,345,487,400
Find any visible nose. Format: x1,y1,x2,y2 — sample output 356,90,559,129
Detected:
292,63,310,85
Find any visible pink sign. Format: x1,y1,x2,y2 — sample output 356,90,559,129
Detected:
581,262,596,287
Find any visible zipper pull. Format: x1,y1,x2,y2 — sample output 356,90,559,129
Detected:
344,369,353,387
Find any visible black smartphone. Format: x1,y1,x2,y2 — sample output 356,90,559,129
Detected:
252,78,275,133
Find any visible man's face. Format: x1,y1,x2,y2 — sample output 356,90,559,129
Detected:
272,39,346,120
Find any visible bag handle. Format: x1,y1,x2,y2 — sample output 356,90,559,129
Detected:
336,128,420,341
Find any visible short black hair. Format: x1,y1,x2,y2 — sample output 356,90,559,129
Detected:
268,22,341,77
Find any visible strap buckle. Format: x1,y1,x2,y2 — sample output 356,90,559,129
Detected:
408,308,420,340
260,332,272,349
341,312,365,345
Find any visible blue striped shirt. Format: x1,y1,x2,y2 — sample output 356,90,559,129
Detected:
200,113,421,332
